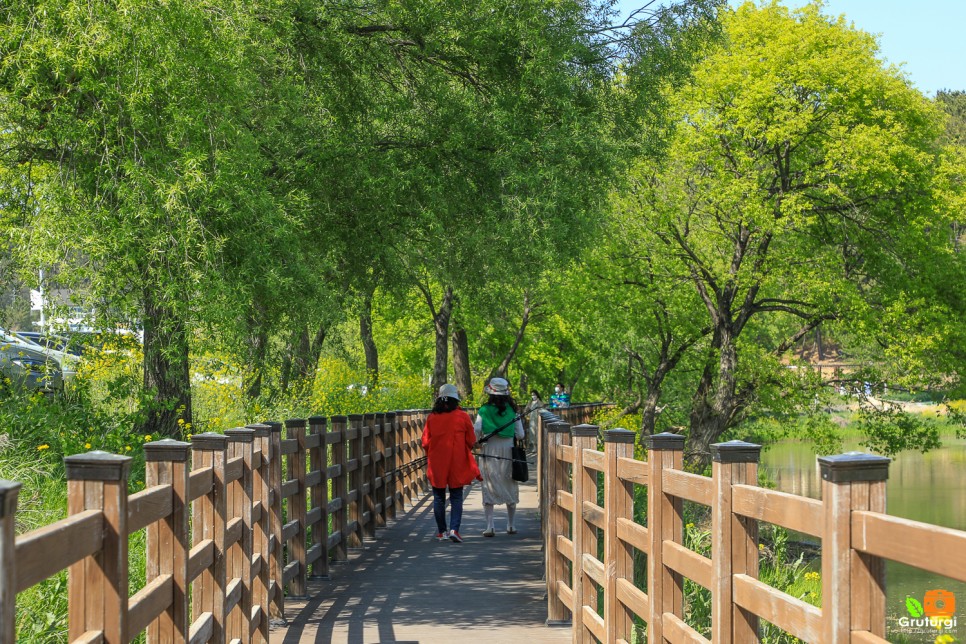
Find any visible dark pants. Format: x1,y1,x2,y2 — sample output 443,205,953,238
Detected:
432,486,465,533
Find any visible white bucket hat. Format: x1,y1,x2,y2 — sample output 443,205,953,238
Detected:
437,383,460,401
483,377,510,396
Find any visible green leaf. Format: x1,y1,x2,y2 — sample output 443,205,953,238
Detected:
906,596,924,617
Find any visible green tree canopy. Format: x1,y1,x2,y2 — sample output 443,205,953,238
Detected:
600,1,966,464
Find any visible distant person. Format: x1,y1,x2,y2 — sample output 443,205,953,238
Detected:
474,377,525,537
422,384,480,543
522,390,545,452
549,382,571,409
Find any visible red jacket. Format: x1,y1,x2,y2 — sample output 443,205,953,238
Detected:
422,409,481,488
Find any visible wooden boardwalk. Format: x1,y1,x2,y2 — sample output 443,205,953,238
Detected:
274,467,569,643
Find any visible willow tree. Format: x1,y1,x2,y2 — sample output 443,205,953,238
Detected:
1,0,279,435
611,1,966,464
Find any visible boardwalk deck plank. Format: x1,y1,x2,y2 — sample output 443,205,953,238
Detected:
276,468,569,643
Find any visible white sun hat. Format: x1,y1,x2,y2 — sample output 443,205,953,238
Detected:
437,383,460,401
483,377,511,396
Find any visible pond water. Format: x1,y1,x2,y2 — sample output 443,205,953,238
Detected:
760,436,966,642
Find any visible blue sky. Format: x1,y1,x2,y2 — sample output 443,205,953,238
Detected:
614,0,966,96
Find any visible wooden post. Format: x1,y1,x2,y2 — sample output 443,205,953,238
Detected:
66,451,132,643
571,424,599,644
191,433,228,641
539,410,561,548
386,412,401,519
410,411,419,498
226,428,255,642
330,416,349,563
418,410,430,491
603,429,635,644
545,420,572,626
375,412,388,529
0,480,21,644
711,440,762,644
362,413,376,539
347,414,364,549
144,439,191,644
308,416,329,579
247,423,272,643
646,432,685,644
405,410,417,504
264,420,285,623
284,419,308,597
819,452,890,643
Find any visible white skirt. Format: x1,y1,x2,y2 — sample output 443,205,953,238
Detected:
478,436,519,505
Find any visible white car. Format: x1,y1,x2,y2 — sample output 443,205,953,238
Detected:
1,329,79,381
0,339,63,393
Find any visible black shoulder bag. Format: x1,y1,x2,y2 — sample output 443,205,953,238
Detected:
477,411,529,483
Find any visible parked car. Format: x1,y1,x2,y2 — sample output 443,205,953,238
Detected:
15,331,86,357
4,330,79,381
0,341,64,393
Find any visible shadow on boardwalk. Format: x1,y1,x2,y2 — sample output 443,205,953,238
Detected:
276,469,571,643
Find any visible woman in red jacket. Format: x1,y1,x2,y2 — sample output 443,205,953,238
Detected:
422,383,481,543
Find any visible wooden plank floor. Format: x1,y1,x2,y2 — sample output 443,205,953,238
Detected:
274,468,571,643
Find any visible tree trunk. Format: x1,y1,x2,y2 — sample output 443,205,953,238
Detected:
300,322,327,381
243,301,268,401
360,292,379,384
140,288,191,438
491,293,533,380
451,324,472,400
281,322,328,393
430,287,454,392
687,327,741,469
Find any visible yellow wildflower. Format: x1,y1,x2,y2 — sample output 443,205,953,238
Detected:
125,445,132,452
37,444,50,451
85,443,92,449
144,434,152,441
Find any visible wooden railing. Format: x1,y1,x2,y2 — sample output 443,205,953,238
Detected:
538,418,966,643
0,409,431,643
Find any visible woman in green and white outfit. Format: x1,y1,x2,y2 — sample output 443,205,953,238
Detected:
474,377,525,537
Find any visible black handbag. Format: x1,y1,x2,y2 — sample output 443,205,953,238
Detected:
511,441,529,483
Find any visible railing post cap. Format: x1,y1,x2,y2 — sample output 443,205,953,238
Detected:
546,421,571,434
284,418,306,429
0,480,22,518
246,423,271,437
347,414,365,422
330,415,348,423
818,452,891,483
571,424,599,438
225,427,256,443
385,412,397,420
262,421,283,433
191,432,229,450
711,440,762,463
143,438,191,462
603,428,636,444
308,416,327,425
64,451,132,481
646,432,685,451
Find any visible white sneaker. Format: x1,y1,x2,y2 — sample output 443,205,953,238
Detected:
482,528,495,537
